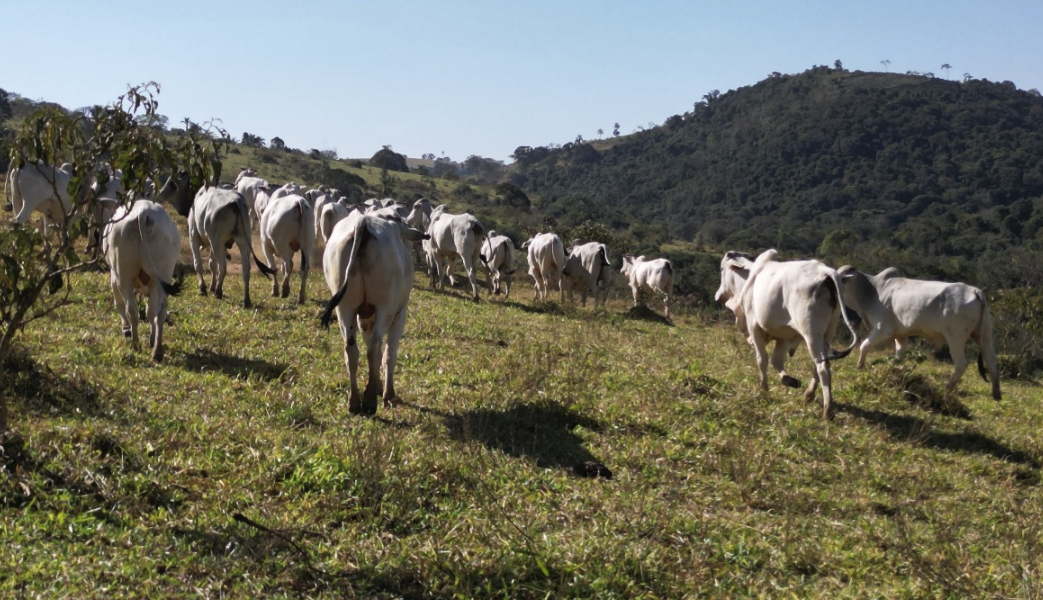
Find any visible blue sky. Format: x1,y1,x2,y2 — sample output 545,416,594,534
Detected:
5,1,1042,162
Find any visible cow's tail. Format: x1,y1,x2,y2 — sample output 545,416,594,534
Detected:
479,233,492,266
136,208,183,297
236,198,276,278
4,163,14,212
296,197,310,272
321,217,367,329
974,289,1002,399
825,271,859,361
472,218,487,264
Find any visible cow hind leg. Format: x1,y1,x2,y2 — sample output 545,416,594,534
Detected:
381,306,409,407
944,337,971,395
111,276,138,348
237,235,252,308
338,307,363,413
362,318,389,415
814,360,833,419
147,286,166,362
771,341,801,389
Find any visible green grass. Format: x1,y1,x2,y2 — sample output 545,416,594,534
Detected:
2,261,1042,598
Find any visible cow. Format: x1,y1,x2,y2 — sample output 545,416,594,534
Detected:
837,265,1001,400
156,172,275,308
234,169,270,225
8,160,74,231
480,231,517,298
520,232,566,302
102,200,183,361
319,212,429,414
85,167,128,257
308,191,339,240
405,198,433,265
621,254,675,318
715,249,859,419
427,206,487,301
260,194,315,304
319,200,356,244
563,240,612,308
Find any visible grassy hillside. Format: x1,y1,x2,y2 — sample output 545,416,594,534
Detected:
2,266,1041,598
511,67,1043,284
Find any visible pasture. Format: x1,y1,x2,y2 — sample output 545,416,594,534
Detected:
1,254,1041,598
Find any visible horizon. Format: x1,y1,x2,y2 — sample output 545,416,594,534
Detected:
5,1,1042,163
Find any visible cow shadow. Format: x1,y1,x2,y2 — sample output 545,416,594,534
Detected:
837,403,1041,468
180,348,289,381
402,399,606,472
623,305,674,326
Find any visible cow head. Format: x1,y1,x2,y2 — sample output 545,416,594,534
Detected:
715,251,754,306
156,171,195,217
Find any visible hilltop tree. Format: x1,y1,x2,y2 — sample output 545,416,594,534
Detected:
0,83,227,433
270,136,285,150
241,132,265,148
370,145,409,173
881,59,892,72
941,63,952,79
613,122,620,137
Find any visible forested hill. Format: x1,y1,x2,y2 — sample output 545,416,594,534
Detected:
509,66,1043,273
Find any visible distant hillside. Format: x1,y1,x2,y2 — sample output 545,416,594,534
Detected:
510,67,1043,281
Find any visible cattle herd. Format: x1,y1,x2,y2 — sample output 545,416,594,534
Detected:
5,163,1002,419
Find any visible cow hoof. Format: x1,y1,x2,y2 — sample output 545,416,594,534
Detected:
781,375,801,389
214,290,223,300
243,300,252,309
3,202,12,212
198,285,207,296
122,327,132,339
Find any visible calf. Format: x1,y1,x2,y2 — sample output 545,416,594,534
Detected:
621,254,675,318
838,265,1001,399
480,231,517,298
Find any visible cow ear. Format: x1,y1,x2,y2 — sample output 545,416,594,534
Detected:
725,259,747,273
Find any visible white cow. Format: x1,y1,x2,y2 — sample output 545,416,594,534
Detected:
157,172,275,308
319,200,356,244
405,198,433,265
621,254,675,318
480,231,517,298
715,249,859,419
521,232,566,302
427,206,487,301
8,160,74,229
320,212,429,414
103,200,182,361
837,266,1001,400
563,240,612,308
234,169,270,224
260,194,315,304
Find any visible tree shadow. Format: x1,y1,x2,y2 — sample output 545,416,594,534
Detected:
179,348,289,381
837,403,1040,468
402,399,606,472
2,347,109,420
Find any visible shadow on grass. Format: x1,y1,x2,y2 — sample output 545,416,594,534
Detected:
181,348,288,381
623,305,673,326
837,403,1040,468
402,399,606,472
2,347,108,419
